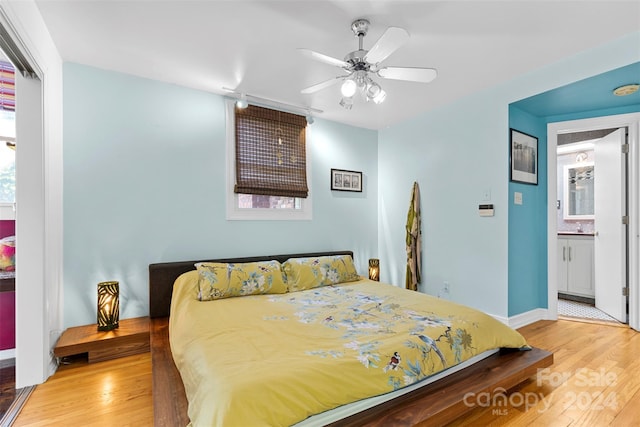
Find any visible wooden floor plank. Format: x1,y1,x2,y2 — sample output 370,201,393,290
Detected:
12,319,640,426
449,319,640,426
12,353,153,427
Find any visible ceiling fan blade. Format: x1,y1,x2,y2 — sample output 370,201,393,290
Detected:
298,48,349,69
363,27,409,65
377,67,438,83
301,77,343,94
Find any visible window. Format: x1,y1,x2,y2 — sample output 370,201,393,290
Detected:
226,100,312,220
0,59,15,205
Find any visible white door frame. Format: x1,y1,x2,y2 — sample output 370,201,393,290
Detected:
0,3,64,387
14,68,47,387
547,113,640,331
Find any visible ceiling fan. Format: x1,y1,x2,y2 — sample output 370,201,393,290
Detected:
299,18,437,109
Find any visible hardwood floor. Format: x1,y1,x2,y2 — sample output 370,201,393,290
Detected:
449,319,640,426
11,319,640,426
13,353,153,426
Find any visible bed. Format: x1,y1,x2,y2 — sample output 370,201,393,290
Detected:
149,250,552,426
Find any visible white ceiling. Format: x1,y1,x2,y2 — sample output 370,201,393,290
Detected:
35,1,640,130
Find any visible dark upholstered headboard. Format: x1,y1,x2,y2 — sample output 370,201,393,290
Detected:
148,250,354,318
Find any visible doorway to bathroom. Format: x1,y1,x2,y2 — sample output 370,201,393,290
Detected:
548,113,640,329
555,127,627,324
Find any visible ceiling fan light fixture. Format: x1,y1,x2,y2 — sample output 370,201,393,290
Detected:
340,79,358,97
365,80,382,101
355,71,368,89
372,89,387,104
339,97,353,110
299,19,437,110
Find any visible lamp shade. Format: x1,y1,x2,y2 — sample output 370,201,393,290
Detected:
97,281,119,331
368,258,380,281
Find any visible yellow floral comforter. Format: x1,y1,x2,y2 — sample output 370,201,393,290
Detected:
169,272,529,427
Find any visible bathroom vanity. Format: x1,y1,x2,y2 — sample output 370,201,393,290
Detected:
557,232,595,298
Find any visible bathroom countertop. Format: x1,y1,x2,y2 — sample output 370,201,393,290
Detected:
557,231,595,236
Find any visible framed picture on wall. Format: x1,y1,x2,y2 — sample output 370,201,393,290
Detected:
331,168,363,192
510,128,538,185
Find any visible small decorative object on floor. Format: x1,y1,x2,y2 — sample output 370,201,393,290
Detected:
97,281,119,331
368,258,379,281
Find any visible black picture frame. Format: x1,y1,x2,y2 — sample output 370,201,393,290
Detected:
331,168,363,192
510,128,538,185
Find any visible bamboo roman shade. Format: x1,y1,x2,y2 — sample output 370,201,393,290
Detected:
235,105,308,198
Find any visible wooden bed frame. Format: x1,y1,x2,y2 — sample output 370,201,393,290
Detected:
149,250,553,427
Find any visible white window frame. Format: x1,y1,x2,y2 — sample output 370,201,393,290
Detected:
225,99,312,220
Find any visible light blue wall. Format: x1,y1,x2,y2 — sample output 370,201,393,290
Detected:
379,32,640,319
63,63,378,327
63,32,639,326
378,93,510,317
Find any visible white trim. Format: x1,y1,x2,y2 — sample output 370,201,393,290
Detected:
548,113,640,332
508,308,548,329
225,99,312,221
489,308,548,329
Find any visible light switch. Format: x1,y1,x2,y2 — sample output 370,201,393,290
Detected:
514,192,523,205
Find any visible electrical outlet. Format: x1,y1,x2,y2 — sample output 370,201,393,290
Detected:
438,281,451,299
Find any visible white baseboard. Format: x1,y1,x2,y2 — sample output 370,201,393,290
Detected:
508,308,548,329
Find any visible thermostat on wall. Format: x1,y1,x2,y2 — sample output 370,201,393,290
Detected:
479,204,494,217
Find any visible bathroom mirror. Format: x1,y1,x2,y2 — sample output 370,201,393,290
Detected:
563,162,594,220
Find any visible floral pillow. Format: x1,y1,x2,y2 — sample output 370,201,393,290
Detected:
283,255,360,292
196,260,287,301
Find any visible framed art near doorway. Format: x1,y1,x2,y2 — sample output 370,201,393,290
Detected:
510,128,538,185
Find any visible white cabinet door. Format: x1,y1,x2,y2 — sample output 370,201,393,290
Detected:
557,238,569,292
557,235,594,297
567,238,595,297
